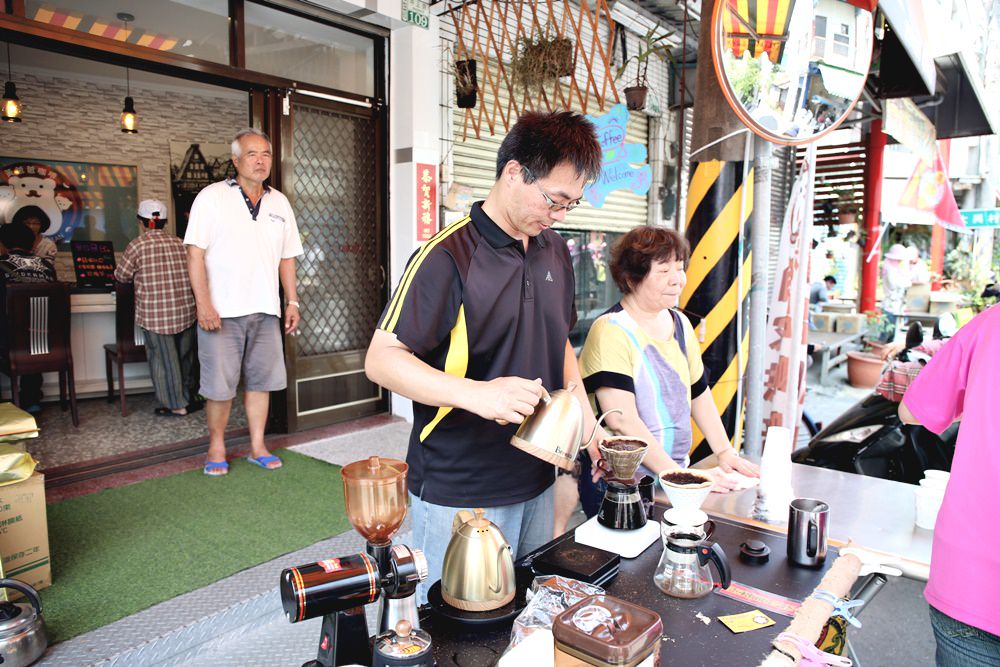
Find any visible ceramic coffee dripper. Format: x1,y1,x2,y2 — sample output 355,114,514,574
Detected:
596,437,649,481
658,469,714,531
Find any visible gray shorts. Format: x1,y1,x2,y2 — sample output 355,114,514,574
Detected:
197,313,286,400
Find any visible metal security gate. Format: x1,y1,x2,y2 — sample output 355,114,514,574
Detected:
280,94,387,431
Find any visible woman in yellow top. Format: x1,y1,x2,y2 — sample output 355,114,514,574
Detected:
577,226,758,515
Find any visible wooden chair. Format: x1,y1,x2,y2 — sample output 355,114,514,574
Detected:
103,282,147,417
1,282,78,426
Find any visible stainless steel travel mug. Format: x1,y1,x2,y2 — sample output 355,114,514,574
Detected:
787,498,829,567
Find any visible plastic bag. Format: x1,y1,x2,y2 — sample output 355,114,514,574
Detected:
508,575,605,649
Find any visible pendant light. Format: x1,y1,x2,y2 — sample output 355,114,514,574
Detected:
2,43,22,123
117,13,137,133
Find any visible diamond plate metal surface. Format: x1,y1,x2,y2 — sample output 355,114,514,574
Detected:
291,102,380,358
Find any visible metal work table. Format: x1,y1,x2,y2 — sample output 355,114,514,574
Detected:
700,463,931,581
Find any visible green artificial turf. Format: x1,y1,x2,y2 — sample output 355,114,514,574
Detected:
40,451,349,643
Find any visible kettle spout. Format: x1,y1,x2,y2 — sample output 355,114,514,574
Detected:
583,408,623,450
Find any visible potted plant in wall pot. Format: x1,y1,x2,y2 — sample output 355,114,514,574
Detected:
615,25,673,111
834,188,860,225
454,59,478,109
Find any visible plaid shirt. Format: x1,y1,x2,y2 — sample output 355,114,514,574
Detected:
115,230,196,335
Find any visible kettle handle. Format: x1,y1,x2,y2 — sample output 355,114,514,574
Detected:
697,542,732,590
0,579,42,616
490,544,513,594
583,408,623,450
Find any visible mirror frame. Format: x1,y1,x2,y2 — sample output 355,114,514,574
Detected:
710,0,874,146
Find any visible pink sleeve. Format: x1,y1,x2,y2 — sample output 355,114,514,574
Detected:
902,333,970,434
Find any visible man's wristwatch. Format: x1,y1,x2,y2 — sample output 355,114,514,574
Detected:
287,300,300,309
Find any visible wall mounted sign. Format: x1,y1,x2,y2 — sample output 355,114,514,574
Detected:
583,104,651,208
960,208,1000,228
0,157,138,248
416,163,438,242
402,0,429,29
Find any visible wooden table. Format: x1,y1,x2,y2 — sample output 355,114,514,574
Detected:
809,330,864,385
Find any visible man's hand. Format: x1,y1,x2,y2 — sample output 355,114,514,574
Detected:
717,449,759,477
197,304,221,331
880,341,905,361
284,303,300,334
470,377,544,424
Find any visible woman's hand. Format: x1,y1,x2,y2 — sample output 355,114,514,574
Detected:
717,449,759,477
703,467,740,492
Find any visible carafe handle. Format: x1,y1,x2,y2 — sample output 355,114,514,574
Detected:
697,542,731,590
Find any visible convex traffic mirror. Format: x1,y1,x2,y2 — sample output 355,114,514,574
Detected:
711,0,874,145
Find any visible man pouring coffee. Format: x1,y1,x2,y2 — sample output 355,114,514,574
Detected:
365,111,606,602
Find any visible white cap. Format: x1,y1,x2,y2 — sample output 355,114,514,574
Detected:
137,199,167,220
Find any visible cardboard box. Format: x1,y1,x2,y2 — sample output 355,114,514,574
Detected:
835,314,866,334
0,473,50,592
811,312,834,332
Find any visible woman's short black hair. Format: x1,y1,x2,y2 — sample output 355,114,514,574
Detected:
11,206,51,234
496,111,602,184
610,226,690,293
0,222,37,252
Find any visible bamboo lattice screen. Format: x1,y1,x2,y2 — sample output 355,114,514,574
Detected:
447,0,621,139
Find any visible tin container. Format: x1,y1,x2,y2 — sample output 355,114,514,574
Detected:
552,594,662,667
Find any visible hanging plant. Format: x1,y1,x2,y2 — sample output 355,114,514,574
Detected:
454,59,478,109
615,24,674,111
511,36,576,90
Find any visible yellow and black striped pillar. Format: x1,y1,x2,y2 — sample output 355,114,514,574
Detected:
681,160,752,461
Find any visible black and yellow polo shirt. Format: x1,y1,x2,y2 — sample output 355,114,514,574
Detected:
378,201,577,507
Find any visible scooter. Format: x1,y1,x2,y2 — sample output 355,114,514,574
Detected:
792,323,958,484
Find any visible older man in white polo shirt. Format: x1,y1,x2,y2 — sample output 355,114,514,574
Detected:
184,128,304,477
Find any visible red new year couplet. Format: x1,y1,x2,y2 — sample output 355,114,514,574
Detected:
416,163,438,242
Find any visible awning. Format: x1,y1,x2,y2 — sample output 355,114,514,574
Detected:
721,0,794,64
878,0,936,97
817,64,866,100
916,51,999,139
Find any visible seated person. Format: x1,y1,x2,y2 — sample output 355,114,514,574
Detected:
11,206,58,265
0,222,57,413
809,275,836,312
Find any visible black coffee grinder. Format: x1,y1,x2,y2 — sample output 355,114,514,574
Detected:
279,457,429,667
596,438,651,530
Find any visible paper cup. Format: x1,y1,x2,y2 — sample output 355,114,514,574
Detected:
922,470,950,483
914,486,943,530
918,478,948,493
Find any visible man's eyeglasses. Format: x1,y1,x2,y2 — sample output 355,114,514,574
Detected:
522,167,582,212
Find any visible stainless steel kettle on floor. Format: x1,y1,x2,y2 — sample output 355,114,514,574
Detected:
0,579,48,667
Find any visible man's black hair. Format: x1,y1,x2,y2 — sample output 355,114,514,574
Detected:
0,222,36,252
495,111,602,184
823,275,837,285
11,205,51,234
138,215,168,230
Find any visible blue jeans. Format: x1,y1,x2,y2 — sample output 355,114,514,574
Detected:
408,483,555,605
930,605,1000,667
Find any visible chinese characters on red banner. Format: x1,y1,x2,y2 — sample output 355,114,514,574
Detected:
416,163,437,241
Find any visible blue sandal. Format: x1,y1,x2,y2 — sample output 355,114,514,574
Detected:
246,454,282,470
204,460,229,476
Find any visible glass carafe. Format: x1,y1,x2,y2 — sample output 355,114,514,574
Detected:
654,524,731,599
342,456,408,545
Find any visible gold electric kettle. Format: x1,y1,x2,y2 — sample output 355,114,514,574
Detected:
510,383,620,470
441,509,515,611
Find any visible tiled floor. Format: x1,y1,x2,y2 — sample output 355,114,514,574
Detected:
27,392,248,469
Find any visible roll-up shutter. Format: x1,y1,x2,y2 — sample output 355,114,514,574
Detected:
449,60,650,233
768,145,795,280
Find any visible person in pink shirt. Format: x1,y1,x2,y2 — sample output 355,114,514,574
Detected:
900,305,1000,666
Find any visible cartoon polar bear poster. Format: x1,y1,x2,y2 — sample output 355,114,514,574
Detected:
0,171,74,237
